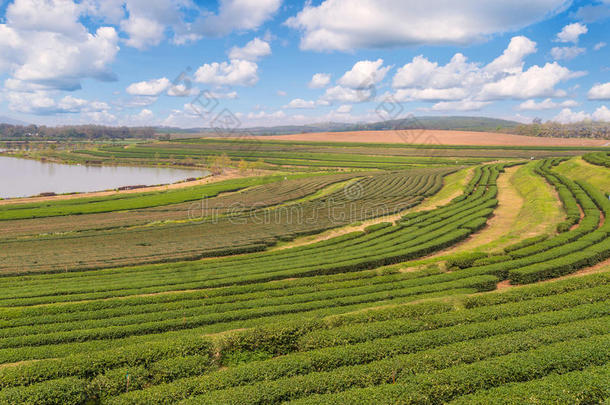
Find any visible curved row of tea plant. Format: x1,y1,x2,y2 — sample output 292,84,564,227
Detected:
0,168,450,273
582,151,610,168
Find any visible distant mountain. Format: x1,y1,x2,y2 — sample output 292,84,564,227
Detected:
0,116,28,126
157,116,521,136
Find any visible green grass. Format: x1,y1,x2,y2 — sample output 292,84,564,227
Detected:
555,156,610,192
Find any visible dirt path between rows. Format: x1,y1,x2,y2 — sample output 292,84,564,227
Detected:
419,165,524,260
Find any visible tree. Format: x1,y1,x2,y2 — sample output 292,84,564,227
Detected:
238,159,249,173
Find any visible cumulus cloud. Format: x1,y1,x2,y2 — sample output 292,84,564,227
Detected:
120,15,165,49
286,0,569,51
85,0,279,48
555,22,588,43
133,108,154,122
429,100,491,111
338,59,392,89
7,0,83,35
284,98,316,109
552,108,590,124
194,59,259,86
103,0,192,49
6,91,110,115
588,82,610,100
228,38,271,61
394,88,468,102
485,36,538,74
388,36,581,106
479,62,578,100
336,104,352,113
518,98,578,110
126,77,171,96
594,42,607,51
592,105,610,121
393,54,480,90
0,0,119,91
309,73,331,89
321,85,375,103
246,110,286,120
188,0,281,38
550,46,585,60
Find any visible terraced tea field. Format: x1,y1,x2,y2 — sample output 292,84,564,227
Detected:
0,137,608,404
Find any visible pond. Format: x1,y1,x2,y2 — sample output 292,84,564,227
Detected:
0,155,209,198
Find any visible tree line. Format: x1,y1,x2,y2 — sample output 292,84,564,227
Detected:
0,124,157,140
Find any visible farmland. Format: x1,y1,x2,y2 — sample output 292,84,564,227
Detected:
0,135,609,404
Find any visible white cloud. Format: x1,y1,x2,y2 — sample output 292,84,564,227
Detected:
7,0,83,35
552,108,590,124
309,73,331,89
277,90,287,96
480,62,578,100
0,0,120,92
550,46,585,60
518,98,578,110
394,87,468,102
207,90,238,100
429,100,491,111
166,83,198,97
338,59,391,89
117,0,194,49
336,104,352,113
588,82,610,100
321,85,374,103
286,0,570,52
120,96,159,107
134,108,154,122
120,15,165,50
555,22,588,43
485,36,537,74
389,37,581,105
86,110,118,124
393,53,480,90
85,0,278,49
194,59,259,86
594,42,607,51
592,105,610,121
247,110,286,120
191,0,281,37
6,91,110,115
284,98,316,109
228,38,271,61
0,23,119,90
126,77,171,96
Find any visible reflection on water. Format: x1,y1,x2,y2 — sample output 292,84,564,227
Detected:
0,156,208,198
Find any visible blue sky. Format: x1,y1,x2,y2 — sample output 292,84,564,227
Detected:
0,0,609,128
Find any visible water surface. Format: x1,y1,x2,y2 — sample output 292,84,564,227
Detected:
0,156,208,198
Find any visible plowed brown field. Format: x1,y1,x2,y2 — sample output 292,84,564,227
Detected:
252,129,609,147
